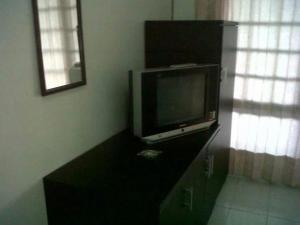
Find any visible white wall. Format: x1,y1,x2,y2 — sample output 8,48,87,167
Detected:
0,0,171,224
174,0,196,20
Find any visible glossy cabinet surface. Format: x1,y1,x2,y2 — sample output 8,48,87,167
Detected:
44,127,221,225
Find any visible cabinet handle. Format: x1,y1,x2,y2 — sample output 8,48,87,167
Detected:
205,155,214,178
210,155,214,177
205,157,211,178
182,187,193,211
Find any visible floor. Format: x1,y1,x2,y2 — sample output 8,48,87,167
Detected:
208,176,300,225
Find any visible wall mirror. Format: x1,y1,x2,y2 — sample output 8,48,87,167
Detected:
32,0,86,96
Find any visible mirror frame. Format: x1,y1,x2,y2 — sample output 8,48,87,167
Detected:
32,0,87,96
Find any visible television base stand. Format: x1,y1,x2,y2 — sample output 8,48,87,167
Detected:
141,120,216,144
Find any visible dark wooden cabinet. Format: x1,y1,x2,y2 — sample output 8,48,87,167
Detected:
145,20,237,67
43,127,230,225
160,143,207,225
145,20,238,224
159,129,226,225
44,126,223,225
159,168,194,225
201,129,226,224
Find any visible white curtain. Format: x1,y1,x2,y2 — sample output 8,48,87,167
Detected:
38,0,80,89
197,0,300,187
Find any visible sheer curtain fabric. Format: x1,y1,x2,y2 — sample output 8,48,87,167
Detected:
197,0,300,187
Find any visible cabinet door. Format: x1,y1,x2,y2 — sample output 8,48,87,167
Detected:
188,149,208,225
160,148,208,225
160,171,194,225
202,129,229,224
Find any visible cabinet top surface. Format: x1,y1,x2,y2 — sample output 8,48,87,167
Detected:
145,20,238,26
45,125,220,203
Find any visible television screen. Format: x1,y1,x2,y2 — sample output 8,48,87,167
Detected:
156,72,206,127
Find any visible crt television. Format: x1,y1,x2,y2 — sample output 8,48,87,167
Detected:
129,64,220,143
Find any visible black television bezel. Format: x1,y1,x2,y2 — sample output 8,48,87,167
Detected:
141,65,219,137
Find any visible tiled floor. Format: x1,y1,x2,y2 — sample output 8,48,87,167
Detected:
208,176,300,225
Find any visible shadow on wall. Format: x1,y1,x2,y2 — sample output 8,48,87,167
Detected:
0,181,48,225
229,148,300,188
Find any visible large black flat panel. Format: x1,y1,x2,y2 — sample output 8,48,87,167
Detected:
145,21,223,68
